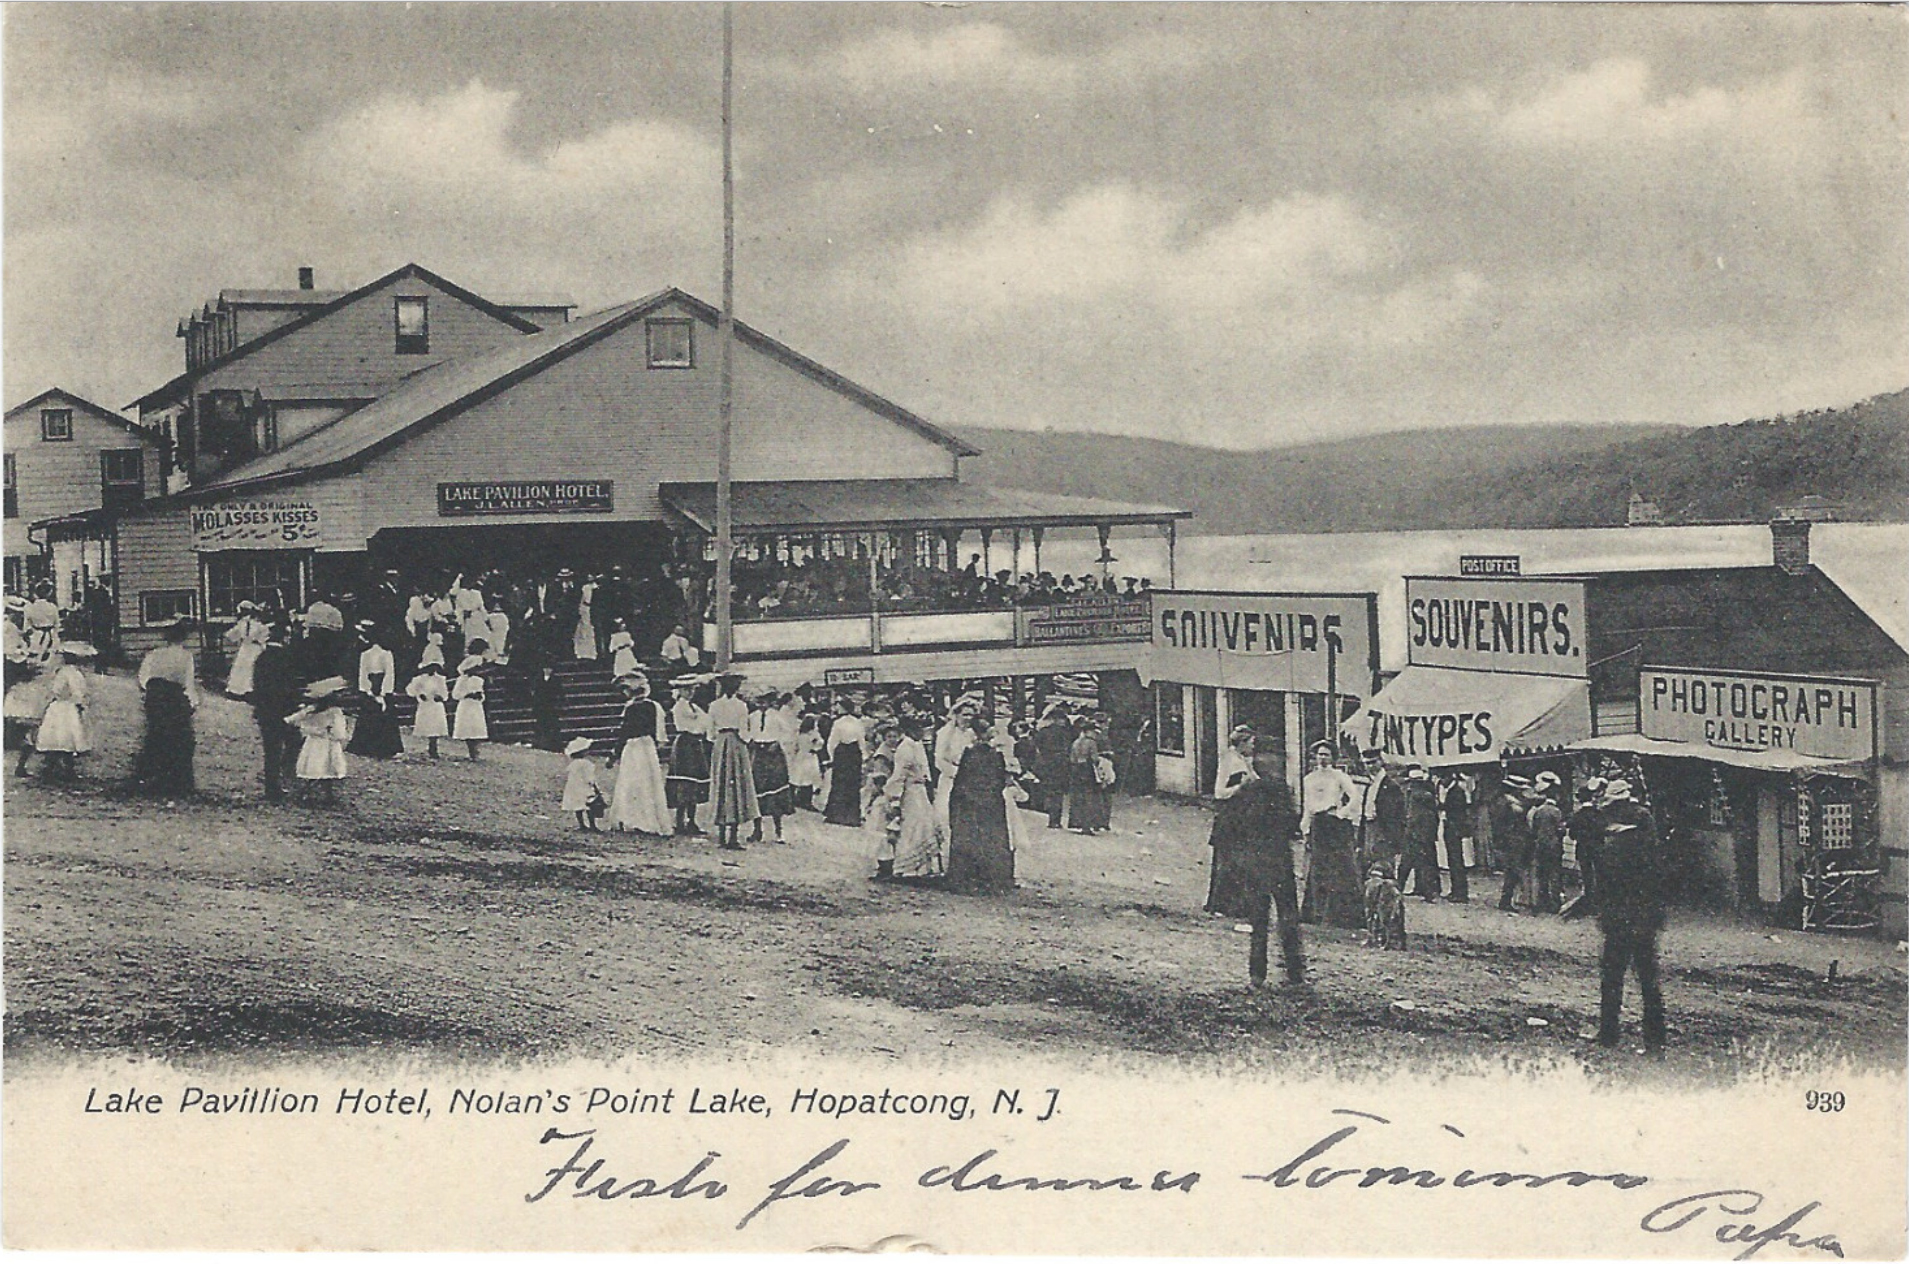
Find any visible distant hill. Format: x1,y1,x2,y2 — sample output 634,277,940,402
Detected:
957,389,1909,533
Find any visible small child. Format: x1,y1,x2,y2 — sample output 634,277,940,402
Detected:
417,629,446,671
451,652,488,761
406,661,449,758
288,676,351,805
561,737,606,831
29,642,95,781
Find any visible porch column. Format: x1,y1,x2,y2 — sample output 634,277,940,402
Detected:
981,528,993,575
1032,527,1044,574
1096,523,1113,580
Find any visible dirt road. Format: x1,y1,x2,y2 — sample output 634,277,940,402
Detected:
6,673,1903,1077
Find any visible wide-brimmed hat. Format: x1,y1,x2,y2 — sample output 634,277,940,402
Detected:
303,675,349,699
455,655,486,674
617,673,650,695
1228,724,1256,744
1309,740,1335,756
1534,771,1562,789
1600,779,1634,805
4,595,27,612
1406,766,1429,779
416,660,445,675
563,737,594,757
237,600,260,613
55,641,99,659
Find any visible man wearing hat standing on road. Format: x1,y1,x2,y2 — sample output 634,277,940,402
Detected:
1594,779,1667,1050
249,619,302,801
1527,772,1566,914
1397,767,1443,900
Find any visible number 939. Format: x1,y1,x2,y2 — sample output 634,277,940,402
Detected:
1805,1090,1846,1113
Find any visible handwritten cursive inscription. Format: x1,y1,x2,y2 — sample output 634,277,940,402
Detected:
1642,1190,1845,1260
1242,1119,1650,1192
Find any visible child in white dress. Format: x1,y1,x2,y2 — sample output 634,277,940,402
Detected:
417,630,446,671
30,642,95,781
288,676,350,805
405,662,449,758
451,654,489,760
561,737,606,831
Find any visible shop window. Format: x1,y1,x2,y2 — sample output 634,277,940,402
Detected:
40,408,73,441
4,556,25,594
3,453,16,518
1819,801,1854,850
1155,685,1186,756
100,450,144,509
646,318,693,368
204,552,305,620
140,590,197,625
395,296,429,355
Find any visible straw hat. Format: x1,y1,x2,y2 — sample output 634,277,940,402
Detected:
563,737,594,757
455,655,486,674
55,641,98,659
1600,779,1634,805
303,675,349,700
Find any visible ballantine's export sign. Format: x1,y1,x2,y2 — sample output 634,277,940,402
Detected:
1148,590,1376,696
189,500,322,550
1641,667,1879,762
437,480,614,517
1406,576,1587,678
1020,596,1151,646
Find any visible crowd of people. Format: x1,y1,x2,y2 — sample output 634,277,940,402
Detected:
711,549,1154,622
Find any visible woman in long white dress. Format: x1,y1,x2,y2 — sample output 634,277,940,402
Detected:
932,704,974,847
573,579,599,660
608,676,671,836
405,662,449,758
888,718,943,881
223,603,268,697
607,619,639,678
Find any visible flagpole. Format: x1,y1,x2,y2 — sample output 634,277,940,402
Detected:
714,1,736,672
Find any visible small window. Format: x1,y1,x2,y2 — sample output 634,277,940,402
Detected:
1820,801,1854,850
101,449,144,509
1155,684,1187,756
394,296,430,355
40,408,73,441
646,318,694,368
3,453,16,519
140,590,197,625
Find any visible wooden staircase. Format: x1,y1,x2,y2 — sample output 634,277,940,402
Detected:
385,659,627,748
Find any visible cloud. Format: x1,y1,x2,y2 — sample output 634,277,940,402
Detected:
765,21,1212,99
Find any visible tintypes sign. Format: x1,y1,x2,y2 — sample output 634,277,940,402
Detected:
1640,667,1879,761
1406,575,1587,678
1148,590,1376,696
189,500,322,550
437,480,614,517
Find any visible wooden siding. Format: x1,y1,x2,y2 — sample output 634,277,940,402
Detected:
115,505,197,635
4,393,162,557
197,275,530,398
357,298,957,530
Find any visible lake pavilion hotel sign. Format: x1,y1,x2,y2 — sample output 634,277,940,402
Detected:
437,480,614,517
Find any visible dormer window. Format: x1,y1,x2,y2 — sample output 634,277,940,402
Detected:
646,318,694,369
395,296,430,355
40,408,72,441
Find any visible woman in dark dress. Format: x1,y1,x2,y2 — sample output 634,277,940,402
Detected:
1066,715,1113,835
346,627,404,758
821,699,867,826
946,714,1015,895
136,619,199,796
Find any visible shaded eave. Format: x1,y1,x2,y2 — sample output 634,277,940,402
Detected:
659,478,1191,535
7,388,162,444
128,263,544,410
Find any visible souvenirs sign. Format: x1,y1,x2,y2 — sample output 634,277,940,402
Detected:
1406,575,1587,678
437,480,614,517
190,500,322,550
1149,590,1376,696
1641,666,1879,761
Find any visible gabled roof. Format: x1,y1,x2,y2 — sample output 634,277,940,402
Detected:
183,287,981,499
5,387,162,445
131,263,546,411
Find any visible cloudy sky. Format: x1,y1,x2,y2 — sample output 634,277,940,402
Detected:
5,3,1905,449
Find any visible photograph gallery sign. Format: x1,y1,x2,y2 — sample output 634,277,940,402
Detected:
1641,667,1880,761
437,480,614,517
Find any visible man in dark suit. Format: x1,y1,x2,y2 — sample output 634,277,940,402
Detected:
249,621,302,801
1595,779,1667,1050
1358,752,1406,875
1239,759,1305,988
1399,767,1443,899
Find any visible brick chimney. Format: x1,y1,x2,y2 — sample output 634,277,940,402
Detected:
1770,517,1813,575
297,266,315,290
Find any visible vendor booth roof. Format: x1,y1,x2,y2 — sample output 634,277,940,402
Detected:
659,479,1191,534
181,288,983,499
1344,665,1591,766
1568,732,1870,776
